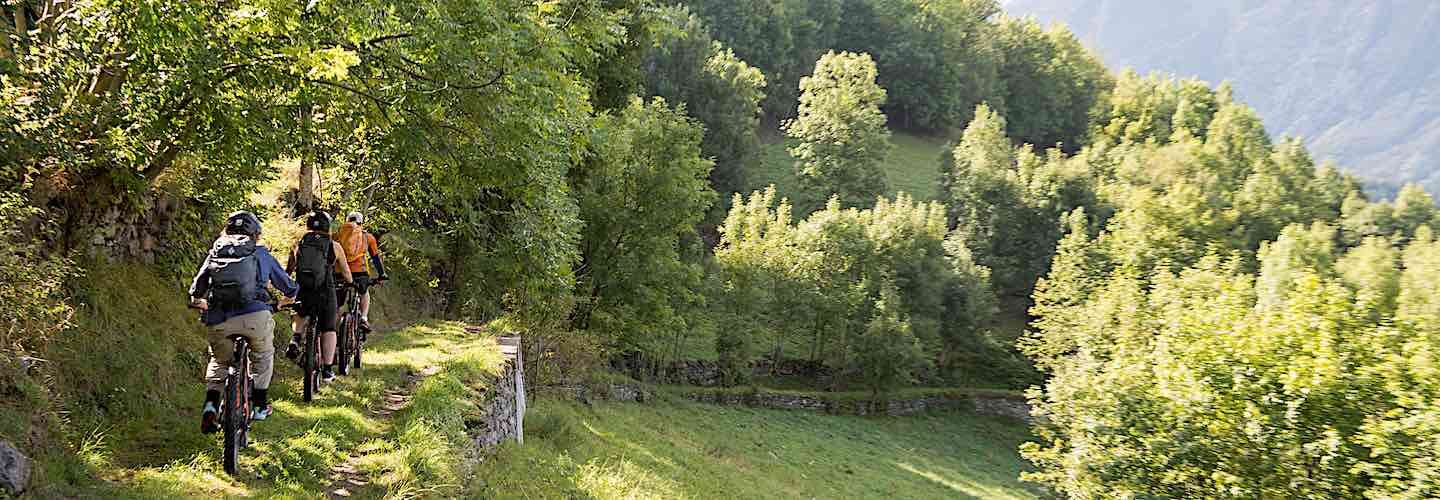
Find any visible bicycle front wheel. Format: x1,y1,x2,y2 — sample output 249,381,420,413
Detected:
337,315,351,376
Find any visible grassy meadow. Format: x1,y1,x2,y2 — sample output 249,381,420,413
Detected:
743,131,951,207
473,396,1044,499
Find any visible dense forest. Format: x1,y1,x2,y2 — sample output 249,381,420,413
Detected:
3,0,1439,497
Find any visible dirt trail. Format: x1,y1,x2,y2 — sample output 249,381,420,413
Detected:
325,365,441,499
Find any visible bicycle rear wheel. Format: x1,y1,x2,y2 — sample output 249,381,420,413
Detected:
222,339,249,475
237,342,251,449
222,374,240,474
352,322,363,370
302,324,318,402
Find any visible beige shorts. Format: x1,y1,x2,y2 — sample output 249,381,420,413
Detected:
204,310,276,391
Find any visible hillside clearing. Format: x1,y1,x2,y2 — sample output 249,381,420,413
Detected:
745,131,950,207
473,396,1045,499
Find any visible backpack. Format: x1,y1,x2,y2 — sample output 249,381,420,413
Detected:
206,234,263,311
335,222,369,272
294,232,333,290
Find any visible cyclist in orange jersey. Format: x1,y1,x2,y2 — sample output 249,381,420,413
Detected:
333,211,387,330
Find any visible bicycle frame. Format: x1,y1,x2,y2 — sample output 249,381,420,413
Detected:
282,302,321,402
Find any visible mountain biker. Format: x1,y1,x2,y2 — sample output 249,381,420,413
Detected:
285,211,354,382
334,211,387,331
188,211,298,433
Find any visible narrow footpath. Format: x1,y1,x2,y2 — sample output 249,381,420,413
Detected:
324,364,441,499
83,321,509,498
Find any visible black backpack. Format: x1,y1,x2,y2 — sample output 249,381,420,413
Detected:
206,234,263,311
294,232,333,291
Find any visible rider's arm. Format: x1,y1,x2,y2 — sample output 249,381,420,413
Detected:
259,247,300,299
333,241,354,284
188,255,212,299
285,242,298,274
367,234,387,278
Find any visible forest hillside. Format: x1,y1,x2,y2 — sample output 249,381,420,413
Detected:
5,0,1440,498
1005,0,1440,197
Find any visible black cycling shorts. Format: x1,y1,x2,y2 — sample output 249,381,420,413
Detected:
352,271,372,296
299,287,338,332
336,272,371,311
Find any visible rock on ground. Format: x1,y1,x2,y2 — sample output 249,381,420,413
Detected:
0,440,30,495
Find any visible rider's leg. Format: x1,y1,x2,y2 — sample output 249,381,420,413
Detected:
202,330,229,431
202,311,271,427
319,329,338,380
321,330,337,365
241,311,276,408
203,322,237,394
287,314,307,360
360,290,371,324
317,289,340,378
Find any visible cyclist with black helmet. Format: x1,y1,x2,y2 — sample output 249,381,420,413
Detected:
285,211,353,382
188,211,298,432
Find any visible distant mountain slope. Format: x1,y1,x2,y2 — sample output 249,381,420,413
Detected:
1004,0,1440,196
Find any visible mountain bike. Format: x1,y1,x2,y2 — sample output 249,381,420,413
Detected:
337,278,385,374
220,334,253,474
190,304,253,475
336,282,360,375
283,302,321,402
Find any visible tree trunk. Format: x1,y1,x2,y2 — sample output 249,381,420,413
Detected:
298,156,314,212
0,7,13,60
12,4,28,47
810,310,822,362
297,103,314,214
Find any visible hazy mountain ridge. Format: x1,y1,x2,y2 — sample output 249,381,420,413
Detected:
1005,0,1440,196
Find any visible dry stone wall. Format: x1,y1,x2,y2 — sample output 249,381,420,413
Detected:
683,389,1033,421
82,193,194,263
469,336,525,450
661,358,830,386
536,382,650,403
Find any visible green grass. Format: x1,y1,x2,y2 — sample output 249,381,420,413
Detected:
743,130,951,209
472,395,1047,499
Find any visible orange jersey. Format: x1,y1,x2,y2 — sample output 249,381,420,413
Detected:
333,221,380,273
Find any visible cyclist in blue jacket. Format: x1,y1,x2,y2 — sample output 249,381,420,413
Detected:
187,211,298,433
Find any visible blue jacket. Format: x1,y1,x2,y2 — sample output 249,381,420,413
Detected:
188,245,299,326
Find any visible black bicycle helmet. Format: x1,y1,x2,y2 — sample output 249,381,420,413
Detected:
225,211,262,237
306,210,333,231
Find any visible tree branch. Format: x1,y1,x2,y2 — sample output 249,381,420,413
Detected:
303,77,394,115
139,64,251,181
363,32,412,47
